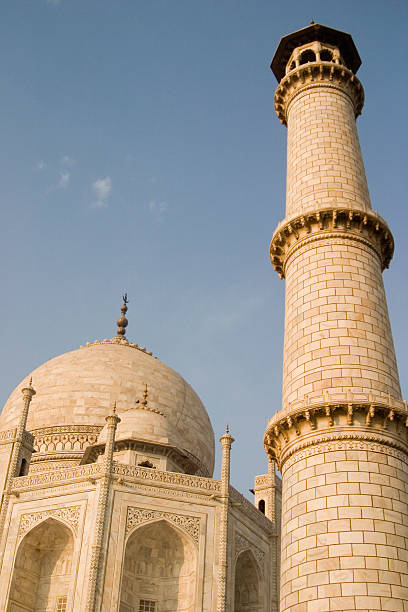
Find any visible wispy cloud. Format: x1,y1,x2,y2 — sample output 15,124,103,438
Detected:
60,155,74,167
36,160,47,170
91,176,112,208
58,171,70,189
147,200,168,221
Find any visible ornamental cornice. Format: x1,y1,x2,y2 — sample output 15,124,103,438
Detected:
274,62,364,125
125,506,200,545
270,207,393,278
264,398,408,469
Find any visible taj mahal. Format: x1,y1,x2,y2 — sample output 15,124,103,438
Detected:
0,22,407,612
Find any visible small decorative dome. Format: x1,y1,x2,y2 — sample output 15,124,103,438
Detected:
0,340,215,477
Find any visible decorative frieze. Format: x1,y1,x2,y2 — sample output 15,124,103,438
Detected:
11,461,221,497
18,505,81,538
270,207,394,277
274,61,364,125
112,463,220,493
12,462,104,490
31,425,102,454
126,506,200,545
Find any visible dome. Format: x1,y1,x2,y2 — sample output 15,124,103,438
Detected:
0,339,215,477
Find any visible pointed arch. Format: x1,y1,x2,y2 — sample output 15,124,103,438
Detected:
120,519,197,612
7,518,74,612
234,549,262,612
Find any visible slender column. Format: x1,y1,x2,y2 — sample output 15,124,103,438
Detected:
0,378,35,570
217,425,234,612
85,404,120,612
266,456,276,522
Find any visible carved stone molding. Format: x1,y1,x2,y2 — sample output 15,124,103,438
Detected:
235,532,265,569
0,429,34,446
18,505,81,538
0,429,16,442
274,62,364,125
264,399,408,468
126,506,200,545
270,207,393,277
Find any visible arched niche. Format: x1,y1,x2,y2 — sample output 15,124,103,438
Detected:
234,550,262,612
7,518,74,612
119,519,197,612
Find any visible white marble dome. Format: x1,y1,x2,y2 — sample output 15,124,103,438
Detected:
0,339,215,477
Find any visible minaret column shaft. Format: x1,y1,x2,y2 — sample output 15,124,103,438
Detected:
266,24,408,612
285,85,370,217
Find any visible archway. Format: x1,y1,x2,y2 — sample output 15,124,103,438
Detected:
234,550,261,611
119,520,197,612
7,518,74,612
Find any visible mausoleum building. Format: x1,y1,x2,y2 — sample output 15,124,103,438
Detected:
1,20,407,612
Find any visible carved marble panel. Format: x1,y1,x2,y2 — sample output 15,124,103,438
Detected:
126,507,200,545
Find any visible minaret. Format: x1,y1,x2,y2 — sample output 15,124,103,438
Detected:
264,24,408,612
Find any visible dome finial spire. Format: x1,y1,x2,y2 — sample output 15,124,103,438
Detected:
116,293,129,339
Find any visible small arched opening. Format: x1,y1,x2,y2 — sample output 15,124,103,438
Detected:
120,519,197,612
234,550,262,611
18,458,28,476
299,49,316,65
258,499,265,514
320,49,333,62
7,518,74,611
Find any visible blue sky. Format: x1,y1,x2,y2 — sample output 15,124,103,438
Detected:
1,0,407,495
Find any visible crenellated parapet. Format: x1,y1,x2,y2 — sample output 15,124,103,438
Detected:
274,61,364,125
270,207,394,277
264,396,408,470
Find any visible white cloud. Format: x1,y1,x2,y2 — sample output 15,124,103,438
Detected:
36,160,46,170
58,171,70,189
60,155,74,167
91,176,112,208
147,200,168,221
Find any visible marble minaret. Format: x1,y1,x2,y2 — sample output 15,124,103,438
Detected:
264,23,408,612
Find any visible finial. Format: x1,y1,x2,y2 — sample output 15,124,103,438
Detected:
22,376,36,399
112,401,117,415
116,294,129,338
142,383,148,406
225,424,229,434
